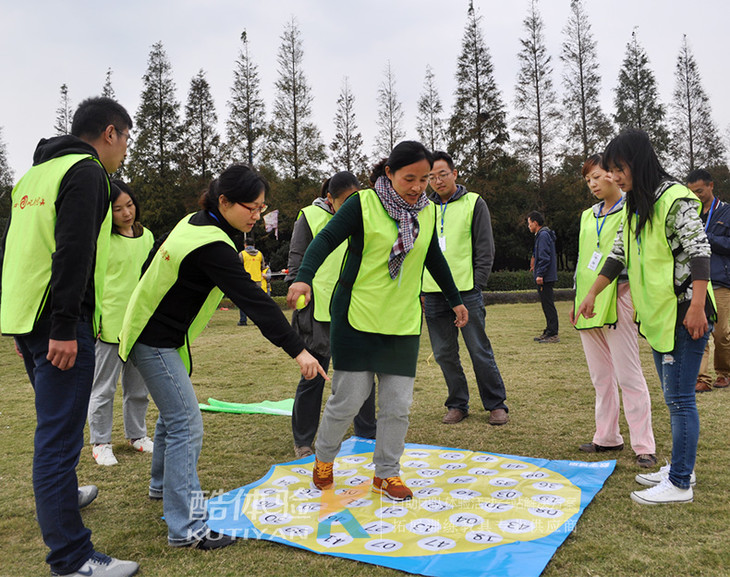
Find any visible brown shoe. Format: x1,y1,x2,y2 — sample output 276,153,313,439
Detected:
313,457,334,490
696,380,713,393
712,375,730,389
488,408,509,426
579,442,624,453
442,408,468,424
372,475,413,501
636,454,658,468
294,445,314,459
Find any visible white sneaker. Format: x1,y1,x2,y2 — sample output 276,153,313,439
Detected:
630,477,693,505
78,485,99,509
635,463,696,487
93,443,118,466
50,551,138,576
129,436,154,453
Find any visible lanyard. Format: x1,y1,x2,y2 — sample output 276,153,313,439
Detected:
207,210,221,223
438,199,449,235
704,198,718,233
596,198,624,249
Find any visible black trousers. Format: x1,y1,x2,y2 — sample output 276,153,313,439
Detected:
538,281,559,336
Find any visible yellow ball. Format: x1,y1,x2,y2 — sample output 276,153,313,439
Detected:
296,294,306,309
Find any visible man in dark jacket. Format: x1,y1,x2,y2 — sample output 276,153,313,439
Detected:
528,211,559,343
0,97,139,577
687,168,730,392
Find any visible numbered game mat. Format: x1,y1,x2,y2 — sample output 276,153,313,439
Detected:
207,437,615,577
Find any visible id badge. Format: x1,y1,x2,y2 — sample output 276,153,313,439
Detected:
587,250,602,271
438,236,447,252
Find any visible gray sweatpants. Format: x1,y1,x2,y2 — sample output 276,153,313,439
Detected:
315,370,414,478
87,340,150,444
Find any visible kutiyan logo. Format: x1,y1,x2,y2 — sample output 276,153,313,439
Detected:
17,195,46,209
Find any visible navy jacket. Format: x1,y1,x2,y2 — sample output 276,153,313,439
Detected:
702,199,730,289
533,226,558,283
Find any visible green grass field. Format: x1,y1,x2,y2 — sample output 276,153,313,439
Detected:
1,301,729,577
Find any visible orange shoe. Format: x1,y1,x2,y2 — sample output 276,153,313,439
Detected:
313,457,334,490
372,476,413,501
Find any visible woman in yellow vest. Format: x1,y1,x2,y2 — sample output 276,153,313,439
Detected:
570,155,656,468
575,129,714,506
286,172,376,459
287,141,468,501
119,164,326,549
87,181,154,466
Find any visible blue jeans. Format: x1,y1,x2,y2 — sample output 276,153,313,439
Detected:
651,323,711,489
129,343,207,545
15,320,95,574
424,289,508,413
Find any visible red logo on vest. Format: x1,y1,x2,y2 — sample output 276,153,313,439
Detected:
17,195,46,209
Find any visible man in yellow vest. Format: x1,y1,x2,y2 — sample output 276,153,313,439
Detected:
238,237,264,326
422,151,509,426
0,97,139,577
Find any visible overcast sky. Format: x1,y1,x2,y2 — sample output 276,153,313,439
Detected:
2,0,728,178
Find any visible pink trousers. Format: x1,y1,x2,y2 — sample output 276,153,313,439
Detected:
578,282,656,455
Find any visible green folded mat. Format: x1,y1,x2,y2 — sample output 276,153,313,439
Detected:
199,397,294,416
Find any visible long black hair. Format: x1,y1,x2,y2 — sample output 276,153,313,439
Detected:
369,141,434,185
602,129,672,237
199,164,269,211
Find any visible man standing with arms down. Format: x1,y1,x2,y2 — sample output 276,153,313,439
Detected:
0,97,139,577
422,151,509,426
528,211,559,343
687,168,730,392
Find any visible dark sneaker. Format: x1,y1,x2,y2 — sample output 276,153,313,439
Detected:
189,530,237,550
533,331,548,341
294,445,314,459
51,552,139,577
636,454,658,468
537,334,560,343
78,485,99,509
372,476,413,501
579,442,624,453
313,457,334,489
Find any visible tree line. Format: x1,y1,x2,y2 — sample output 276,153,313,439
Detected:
1,0,728,272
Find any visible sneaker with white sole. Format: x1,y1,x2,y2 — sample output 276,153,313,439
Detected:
630,477,693,505
50,551,139,577
93,443,118,466
129,436,154,453
635,463,696,487
78,485,99,509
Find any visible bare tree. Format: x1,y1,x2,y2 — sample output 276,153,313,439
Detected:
669,35,726,176
560,0,612,158
54,84,72,136
513,0,560,189
330,76,367,174
374,61,405,159
226,30,266,166
416,65,445,152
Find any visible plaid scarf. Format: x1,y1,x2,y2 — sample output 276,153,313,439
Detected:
374,175,430,279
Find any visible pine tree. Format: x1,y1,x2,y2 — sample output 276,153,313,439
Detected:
416,65,445,152
560,0,612,159
374,61,405,159
126,41,183,233
0,126,15,230
448,0,509,177
226,30,266,166
329,76,367,174
102,68,115,99
513,0,560,189
669,35,726,176
613,30,670,155
181,69,222,181
265,18,326,189
54,84,72,136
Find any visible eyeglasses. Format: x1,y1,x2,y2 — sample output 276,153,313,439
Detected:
115,128,133,145
237,202,268,215
429,171,453,182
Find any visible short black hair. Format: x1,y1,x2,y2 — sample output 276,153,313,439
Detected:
432,151,455,171
527,211,544,226
71,96,132,139
686,168,713,184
